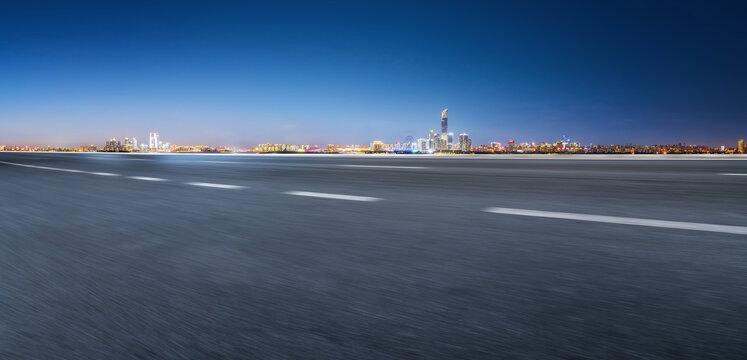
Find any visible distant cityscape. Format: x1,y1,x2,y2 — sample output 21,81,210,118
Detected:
1,109,746,155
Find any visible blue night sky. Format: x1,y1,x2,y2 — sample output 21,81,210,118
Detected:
1,0,746,147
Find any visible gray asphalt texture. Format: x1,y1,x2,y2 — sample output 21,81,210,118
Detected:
1,152,746,359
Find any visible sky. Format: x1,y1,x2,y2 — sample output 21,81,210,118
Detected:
1,0,746,147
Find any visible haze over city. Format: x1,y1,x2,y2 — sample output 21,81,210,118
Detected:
2,0,747,147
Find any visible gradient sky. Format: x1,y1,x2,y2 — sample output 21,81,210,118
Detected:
2,0,746,147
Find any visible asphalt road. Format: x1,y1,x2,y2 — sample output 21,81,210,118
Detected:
1,152,746,359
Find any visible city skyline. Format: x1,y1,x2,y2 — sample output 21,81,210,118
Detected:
2,119,743,151
1,106,743,151
1,106,744,151
2,1,747,147
2,112,744,155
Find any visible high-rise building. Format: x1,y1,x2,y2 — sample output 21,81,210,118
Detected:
739,139,745,154
371,140,384,152
458,133,471,152
104,138,122,152
149,132,160,151
447,133,454,150
440,108,448,148
417,138,427,151
123,137,137,151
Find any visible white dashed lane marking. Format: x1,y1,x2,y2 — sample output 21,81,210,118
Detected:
0,161,85,173
338,165,427,169
483,207,747,235
284,191,383,202
720,173,747,176
128,176,168,182
185,182,246,189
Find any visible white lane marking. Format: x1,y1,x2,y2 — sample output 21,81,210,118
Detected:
284,191,383,202
483,207,747,235
720,173,747,176
127,158,151,161
0,161,123,176
339,165,427,169
199,161,240,164
185,182,246,189
0,161,83,173
128,176,168,181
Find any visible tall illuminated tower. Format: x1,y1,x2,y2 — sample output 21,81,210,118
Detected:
440,108,448,142
149,132,160,151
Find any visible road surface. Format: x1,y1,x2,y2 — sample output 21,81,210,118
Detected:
1,152,746,359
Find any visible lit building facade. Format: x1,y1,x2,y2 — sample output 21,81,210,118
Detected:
458,133,471,152
123,137,137,151
104,138,122,152
417,138,427,151
149,132,160,151
440,108,448,149
371,140,384,152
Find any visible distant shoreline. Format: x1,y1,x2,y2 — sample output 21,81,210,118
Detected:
3,151,747,160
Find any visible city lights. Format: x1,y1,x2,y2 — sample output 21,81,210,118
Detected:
0,112,744,155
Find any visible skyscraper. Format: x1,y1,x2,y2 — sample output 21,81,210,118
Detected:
739,139,745,154
104,138,121,152
440,109,448,147
458,133,471,152
417,138,427,151
149,132,160,151
123,137,137,151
